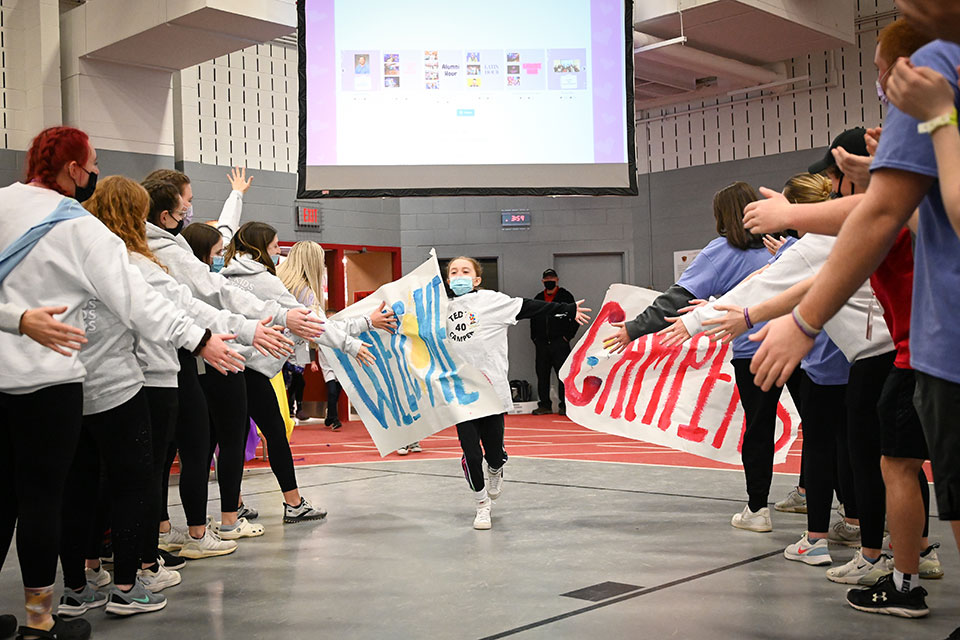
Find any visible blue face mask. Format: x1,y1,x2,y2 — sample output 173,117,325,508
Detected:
211,256,224,273
450,276,474,296
271,254,280,265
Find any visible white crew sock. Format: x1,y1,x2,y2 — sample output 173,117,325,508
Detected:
892,569,914,593
475,488,488,503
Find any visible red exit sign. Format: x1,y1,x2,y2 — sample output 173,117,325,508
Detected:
297,205,321,228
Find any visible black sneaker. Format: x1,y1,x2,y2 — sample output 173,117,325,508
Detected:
16,615,91,640
946,627,960,640
558,406,566,416
846,574,929,618
532,407,552,416
237,502,259,520
1,614,16,639
157,548,186,570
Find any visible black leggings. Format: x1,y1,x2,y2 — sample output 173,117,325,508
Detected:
799,374,848,533
289,370,305,413
61,389,153,589
457,413,507,492
326,380,342,421
142,387,177,563
846,352,897,549
245,369,298,494
199,366,248,515
734,359,802,512
0,384,83,588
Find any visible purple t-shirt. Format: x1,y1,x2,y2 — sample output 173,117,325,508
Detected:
677,236,772,359
871,40,960,384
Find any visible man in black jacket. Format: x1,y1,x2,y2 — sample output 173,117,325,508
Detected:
530,269,578,416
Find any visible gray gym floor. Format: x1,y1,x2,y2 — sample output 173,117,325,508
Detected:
2,458,958,639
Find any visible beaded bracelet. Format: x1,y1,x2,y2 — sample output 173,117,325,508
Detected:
791,308,821,339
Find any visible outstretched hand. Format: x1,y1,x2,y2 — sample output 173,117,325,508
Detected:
743,187,792,235
573,299,592,325
355,342,376,367
227,166,254,193
18,306,87,356
201,333,245,374
370,301,399,333
602,321,631,354
656,316,691,348
252,316,294,359
702,304,747,344
748,315,814,391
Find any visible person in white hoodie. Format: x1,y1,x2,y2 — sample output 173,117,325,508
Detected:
0,126,232,640
220,225,395,524
0,304,87,355
139,180,316,546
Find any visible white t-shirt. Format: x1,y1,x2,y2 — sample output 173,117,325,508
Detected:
446,289,523,413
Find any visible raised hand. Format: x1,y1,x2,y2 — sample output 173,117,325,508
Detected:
763,234,786,256
702,304,747,344
602,321,631,354
743,187,793,235
252,316,295,359
18,306,87,356
201,333,246,374
656,316,691,348
286,308,325,339
370,301,399,333
227,166,254,194
574,299,592,325
355,342,376,367
886,58,956,123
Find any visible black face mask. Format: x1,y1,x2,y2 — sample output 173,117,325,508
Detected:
543,281,557,291
830,174,844,200
164,214,184,237
73,167,98,203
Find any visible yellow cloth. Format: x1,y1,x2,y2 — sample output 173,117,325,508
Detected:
271,372,295,438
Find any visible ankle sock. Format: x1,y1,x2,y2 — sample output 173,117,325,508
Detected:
863,554,879,565
893,569,915,592
220,522,239,532
475,488,488,503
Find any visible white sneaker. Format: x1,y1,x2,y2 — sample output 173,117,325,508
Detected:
158,526,190,552
487,466,504,501
784,533,832,566
731,505,772,532
85,566,111,588
473,498,492,530
177,530,237,559
828,519,862,547
774,487,807,513
397,446,409,456
138,564,182,592
920,543,944,579
409,442,422,453
826,549,893,585
213,516,265,540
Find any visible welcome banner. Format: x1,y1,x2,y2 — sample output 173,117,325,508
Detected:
319,251,502,455
559,284,800,466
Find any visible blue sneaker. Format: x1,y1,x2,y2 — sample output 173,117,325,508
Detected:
784,533,832,566
57,583,107,617
105,579,166,616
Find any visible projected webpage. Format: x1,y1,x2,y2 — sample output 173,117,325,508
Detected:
302,0,632,194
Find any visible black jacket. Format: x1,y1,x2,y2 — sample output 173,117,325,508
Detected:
530,287,578,343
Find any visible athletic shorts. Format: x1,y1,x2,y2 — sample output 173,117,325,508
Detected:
914,371,960,521
879,367,929,460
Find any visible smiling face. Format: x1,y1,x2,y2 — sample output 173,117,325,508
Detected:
447,258,482,290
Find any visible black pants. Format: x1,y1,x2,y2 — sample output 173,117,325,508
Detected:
142,387,177,563
535,339,570,410
61,389,153,589
245,369,298,494
914,371,960,520
799,374,848,533
0,384,83,588
288,370,305,414
199,367,248,515
326,380,342,421
734,360,802,512
846,352,896,549
457,413,507,492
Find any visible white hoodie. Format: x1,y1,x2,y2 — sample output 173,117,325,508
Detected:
681,233,893,363
220,254,363,378
0,303,24,334
145,222,290,327
130,253,259,388
0,183,205,395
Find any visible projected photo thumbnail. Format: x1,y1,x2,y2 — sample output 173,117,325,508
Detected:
506,52,520,62
553,59,581,73
467,65,480,76
507,64,520,74
384,53,400,76
424,50,438,61
384,76,400,88
468,78,481,88
507,76,520,87
466,52,480,63
354,54,370,74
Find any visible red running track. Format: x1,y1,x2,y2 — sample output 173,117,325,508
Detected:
244,414,805,473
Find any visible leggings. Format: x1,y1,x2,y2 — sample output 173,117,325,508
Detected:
60,389,153,589
799,374,848,533
289,370,305,413
199,366,248,515
326,380,342,421
0,383,83,588
245,369,298,494
457,413,507,492
734,359,802,512
846,352,897,549
142,387,177,563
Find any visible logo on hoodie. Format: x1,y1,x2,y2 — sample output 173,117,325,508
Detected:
81,299,99,333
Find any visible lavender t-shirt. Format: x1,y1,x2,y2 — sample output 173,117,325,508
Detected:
677,237,771,359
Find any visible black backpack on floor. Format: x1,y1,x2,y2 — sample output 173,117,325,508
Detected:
510,379,532,402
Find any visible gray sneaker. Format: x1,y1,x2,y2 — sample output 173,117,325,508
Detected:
828,519,862,547
58,583,108,617
105,579,167,616
774,487,807,513
283,497,327,524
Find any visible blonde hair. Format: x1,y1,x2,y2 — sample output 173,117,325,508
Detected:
277,241,326,309
445,256,483,279
84,175,166,271
783,173,833,204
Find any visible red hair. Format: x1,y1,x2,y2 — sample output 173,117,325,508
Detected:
26,126,91,195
